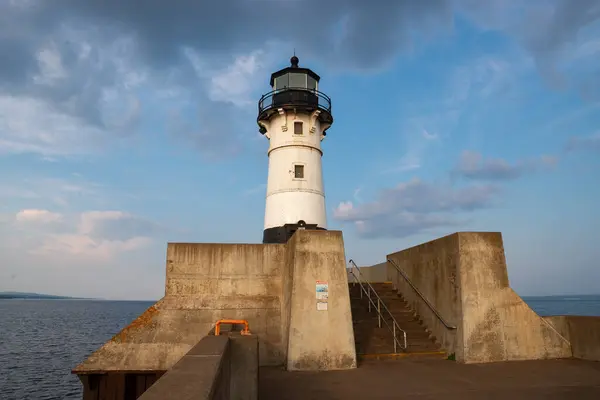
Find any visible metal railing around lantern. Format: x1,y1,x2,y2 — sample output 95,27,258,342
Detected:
258,87,332,120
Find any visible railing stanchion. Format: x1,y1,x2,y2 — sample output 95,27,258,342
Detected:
377,298,381,328
393,323,397,353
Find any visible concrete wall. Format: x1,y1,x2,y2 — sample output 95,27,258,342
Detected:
138,334,259,400
387,232,572,364
285,230,357,371
545,316,600,361
73,229,356,392
138,335,231,400
387,233,461,358
165,243,285,365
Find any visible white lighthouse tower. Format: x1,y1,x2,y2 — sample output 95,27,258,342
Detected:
257,56,333,244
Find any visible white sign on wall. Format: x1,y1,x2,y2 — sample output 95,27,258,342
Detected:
316,280,328,311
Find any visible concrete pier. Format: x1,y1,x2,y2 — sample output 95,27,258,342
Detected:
72,230,600,399
259,358,600,399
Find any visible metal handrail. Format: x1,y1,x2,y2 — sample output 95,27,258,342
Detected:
258,87,332,115
387,258,457,330
348,259,407,352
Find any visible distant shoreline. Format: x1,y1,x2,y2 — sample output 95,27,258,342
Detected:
1,292,597,302
0,291,101,300
0,294,88,300
0,292,156,301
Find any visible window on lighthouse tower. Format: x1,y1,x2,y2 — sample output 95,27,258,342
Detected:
294,165,304,179
294,121,303,135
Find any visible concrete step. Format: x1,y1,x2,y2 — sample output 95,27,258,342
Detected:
350,282,444,357
357,351,448,361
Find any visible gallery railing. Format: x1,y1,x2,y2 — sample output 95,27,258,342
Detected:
258,87,332,119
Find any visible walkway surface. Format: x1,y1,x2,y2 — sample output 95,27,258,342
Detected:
259,358,600,399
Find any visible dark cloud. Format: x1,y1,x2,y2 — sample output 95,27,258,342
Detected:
453,151,558,181
333,178,497,239
0,0,455,158
0,0,454,87
18,0,453,72
0,0,597,158
523,0,600,89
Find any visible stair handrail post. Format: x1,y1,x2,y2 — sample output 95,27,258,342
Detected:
377,298,381,328
386,257,457,330
393,323,397,353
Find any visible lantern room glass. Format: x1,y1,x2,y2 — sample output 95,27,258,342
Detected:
274,73,318,91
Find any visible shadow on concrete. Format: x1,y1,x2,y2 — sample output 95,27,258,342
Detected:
259,358,600,399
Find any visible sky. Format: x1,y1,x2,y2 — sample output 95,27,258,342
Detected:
0,0,599,300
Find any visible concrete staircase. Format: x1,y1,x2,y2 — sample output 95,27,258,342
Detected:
349,282,447,360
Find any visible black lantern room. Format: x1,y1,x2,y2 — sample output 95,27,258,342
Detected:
257,56,333,133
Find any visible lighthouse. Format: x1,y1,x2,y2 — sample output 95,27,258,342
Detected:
257,56,333,244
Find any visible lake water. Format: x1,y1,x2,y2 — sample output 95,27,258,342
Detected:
1,296,599,400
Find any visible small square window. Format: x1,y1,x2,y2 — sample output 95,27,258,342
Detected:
294,165,304,179
294,121,303,135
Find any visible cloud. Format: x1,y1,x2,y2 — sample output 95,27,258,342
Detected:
458,0,600,93
0,175,103,208
422,129,438,141
383,155,422,174
565,132,600,152
448,57,516,104
15,209,62,224
0,0,459,160
453,151,558,181
333,178,498,238
12,209,159,260
353,187,363,203
0,95,104,156
78,211,163,241
34,234,151,260
208,50,267,107
382,127,441,174
1,1,597,161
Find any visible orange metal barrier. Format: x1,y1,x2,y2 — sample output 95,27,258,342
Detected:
214,319,251,336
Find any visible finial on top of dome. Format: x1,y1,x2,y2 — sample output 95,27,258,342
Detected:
290,52,299,68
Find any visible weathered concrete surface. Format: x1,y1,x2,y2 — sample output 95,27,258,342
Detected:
137,334,259,400
74,230,356,379
387,233,460,358
545,315,600,361
285,230,357,371
260,358,600,399
347,262,388,283
164,243,285,365
387,232,572,363
229,335,259,400
139,335,230,400
73,243,285,374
